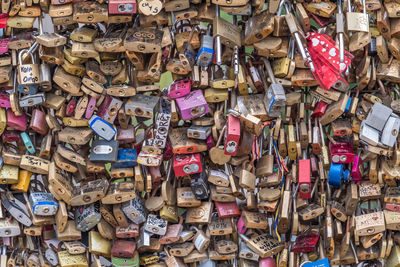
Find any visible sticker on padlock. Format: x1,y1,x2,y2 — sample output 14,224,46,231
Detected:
89,115,117,141
173,153,203,177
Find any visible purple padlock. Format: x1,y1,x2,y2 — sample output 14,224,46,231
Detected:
206,135,215,150
168,79,191,99
0,93,10,108
85,96,97,119
176,90,209,120
6,109,27,132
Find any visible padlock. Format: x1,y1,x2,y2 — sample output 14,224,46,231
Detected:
17,48,40,95
74,201,101,232
196,25,214,67
29,192,58,216
239,161,256,191
121,196,147,224
262,58,286,117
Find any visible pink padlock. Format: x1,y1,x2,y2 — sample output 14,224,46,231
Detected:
176,90,209,120
0,93,11,108
351,155,363,184
168,79,191,99
2,130,20,143
0,39,10,55
237,216,247,234
85,96,97,119
6,109,27,131
259,257,276,267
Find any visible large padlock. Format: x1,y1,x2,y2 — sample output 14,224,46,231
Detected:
17,49,40,95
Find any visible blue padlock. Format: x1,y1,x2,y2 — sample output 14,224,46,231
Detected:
113,149,138,168
20,132,35,154
328,163,350,187
303,258,330,267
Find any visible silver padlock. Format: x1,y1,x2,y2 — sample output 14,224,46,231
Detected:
19,93,46,107
144,214,168,235
137,227,151,248
39,63,52,91
75,201,101,232
198,259,216,267
29,192,59,216
45,248,59,266
125,94,160,119
262,58,286,118
122,196,147,224
381,115,400,147
187,125,211,140
364,102,392,132
0,218,20,237
359,120,380,147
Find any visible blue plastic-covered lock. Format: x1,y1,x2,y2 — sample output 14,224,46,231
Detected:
303,258,330,267
89,115,116,141
329,163,350,187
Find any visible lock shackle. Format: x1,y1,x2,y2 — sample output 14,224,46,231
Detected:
189,226,199,232
18,49,36,65
261,57,276,84
276,0,288,16
27,42,39,54
38,16,44,35
337,0,343,14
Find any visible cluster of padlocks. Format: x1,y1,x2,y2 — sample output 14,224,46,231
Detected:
1,0,400,266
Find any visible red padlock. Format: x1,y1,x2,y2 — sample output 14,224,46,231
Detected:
66,97,77,117
311,100,328,117
173,153,202,177
299,158,311,199
224,114,240,156
291,232,320,253
329,141,354,164
109,0,136,14
215,201,241,218
0,15,8,29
